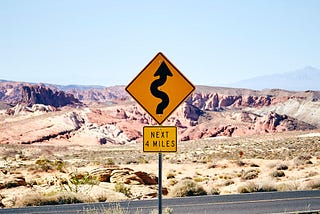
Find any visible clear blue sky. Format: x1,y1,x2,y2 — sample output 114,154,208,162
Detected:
1,0,319,86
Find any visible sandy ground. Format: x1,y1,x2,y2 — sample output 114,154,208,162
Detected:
0,130,320,208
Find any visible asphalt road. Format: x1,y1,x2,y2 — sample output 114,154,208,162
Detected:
1,190,319,214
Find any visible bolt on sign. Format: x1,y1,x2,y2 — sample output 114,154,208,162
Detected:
143,126,177,153
126,52,195,125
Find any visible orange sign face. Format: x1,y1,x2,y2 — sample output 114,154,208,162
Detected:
126,52,195,125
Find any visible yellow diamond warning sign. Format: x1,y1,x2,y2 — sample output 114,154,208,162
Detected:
126,52,195,125
143,126,177,153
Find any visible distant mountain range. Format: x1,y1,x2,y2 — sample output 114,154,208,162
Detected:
2,66,320,91
51,84,106,91
0,79,106,91
228,66,320,91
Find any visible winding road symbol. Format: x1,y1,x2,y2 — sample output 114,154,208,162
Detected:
125,52,195,125
150,62,173,114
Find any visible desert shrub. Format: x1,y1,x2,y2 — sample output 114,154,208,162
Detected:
15,191,89,207
166,171,176,179
306,179,320,190
170,180,207,197
63,171,99,193
138,156,149,164
54,160,67,172
276,164,288,170
34,158,53,172
106,158,115,166
115,182,132,197
167,179,178,186
94,192,109,202
219,174,233,180
256,183,277,192
238,181,257,193
33,157,67,172
193,176,208,182
83,203,130,214
241,169,259,180
271,170,285,178
250,163,260,167
149,207,174,214
276,182,299,191
306,171,318,177
208,186,220,195
238,181,277,193
163,207,174,214
223,179,235,186
294,154,312,165
69,172,99,185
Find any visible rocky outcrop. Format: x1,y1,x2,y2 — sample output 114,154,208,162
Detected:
187,93,274,110
90,167,158,185
21,85,81,107
255,111,316,132
0,111,85,144
1,83,319,144
0,82,24,105
5,104,57,116
0,82,82,108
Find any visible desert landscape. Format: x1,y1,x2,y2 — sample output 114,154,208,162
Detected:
0,81,320,208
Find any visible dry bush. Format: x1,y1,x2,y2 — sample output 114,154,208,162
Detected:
15,191,90,207
250,163,260,167
106,158,116,166
115,182,132,197
193,176,209,183
137,156,149,164
237,180,277,193
29,157,67,173
223,179,235,186
276,164,288,170
271,170,285,178
276,182,299,191
241,169,259,180
63,171,100,193
218,173,233,180
305,179,320,190
93,192,109,202
148,207,174,214
207,185,220,195
294,154,312,166
169,180,207,197
167,178,178,186
306,171,319,177
166,170,176,179
83,203,130,214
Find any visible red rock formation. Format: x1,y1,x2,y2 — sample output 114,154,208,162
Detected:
0,82,82,107
1,84,318,144
255,111,315,133
21,85,81,107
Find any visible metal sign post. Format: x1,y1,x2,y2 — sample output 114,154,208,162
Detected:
158,152,162,214
143,125,177,214
125,52,195,214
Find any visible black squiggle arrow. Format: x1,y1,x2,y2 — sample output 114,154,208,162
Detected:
150,61,173,114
